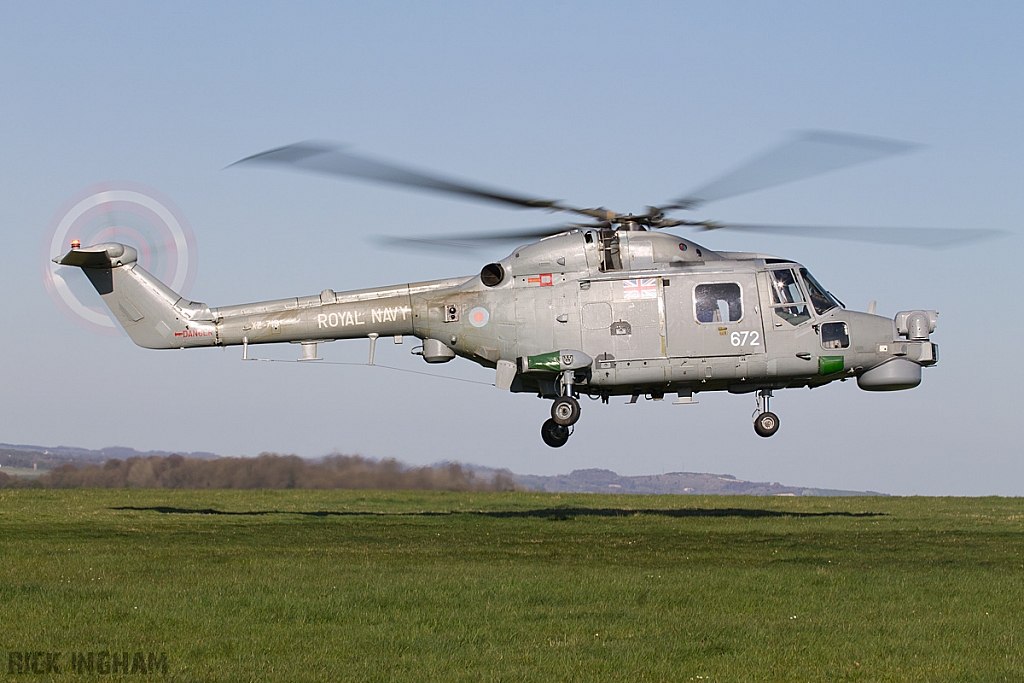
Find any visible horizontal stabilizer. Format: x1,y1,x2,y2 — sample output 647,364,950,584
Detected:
54,243,138,268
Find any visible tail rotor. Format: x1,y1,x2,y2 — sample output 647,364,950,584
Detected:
41,181,198,335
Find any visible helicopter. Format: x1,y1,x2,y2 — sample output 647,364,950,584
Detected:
54,131,994,447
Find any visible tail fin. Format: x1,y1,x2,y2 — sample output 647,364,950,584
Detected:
55,243,217,349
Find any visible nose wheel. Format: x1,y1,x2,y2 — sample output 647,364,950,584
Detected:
754,411,780,437
753,389,780,438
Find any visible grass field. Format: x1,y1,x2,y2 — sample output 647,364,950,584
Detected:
1,490,1022,682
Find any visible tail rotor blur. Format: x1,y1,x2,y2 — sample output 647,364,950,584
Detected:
41,182,199,335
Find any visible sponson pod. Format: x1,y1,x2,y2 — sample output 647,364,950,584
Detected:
520,350,593,373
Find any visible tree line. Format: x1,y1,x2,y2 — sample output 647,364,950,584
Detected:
0,453,518,491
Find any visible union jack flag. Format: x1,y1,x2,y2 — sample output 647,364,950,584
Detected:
622,278,658,300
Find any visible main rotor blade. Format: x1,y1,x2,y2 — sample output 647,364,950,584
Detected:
698,222,1003,248
377,225,582,251
671,131,922,210
231,142,594,215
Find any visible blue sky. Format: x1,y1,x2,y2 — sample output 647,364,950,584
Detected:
2,2,1022,494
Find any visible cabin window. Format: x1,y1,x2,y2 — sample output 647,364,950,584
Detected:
800,268,839,315
821,321,850,349
769,269,811,326
695,283,742,323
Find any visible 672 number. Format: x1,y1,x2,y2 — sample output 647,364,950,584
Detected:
730,330,760,347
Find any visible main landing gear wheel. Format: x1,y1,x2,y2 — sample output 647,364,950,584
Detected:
541,418,571,448
754,411,780,438
551,396,581,426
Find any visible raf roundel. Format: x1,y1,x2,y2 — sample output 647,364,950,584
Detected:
469,307,490,327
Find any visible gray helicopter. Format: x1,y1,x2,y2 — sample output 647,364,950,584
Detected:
55,132,993,447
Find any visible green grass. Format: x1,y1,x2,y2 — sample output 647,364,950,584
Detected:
1,490,1022,682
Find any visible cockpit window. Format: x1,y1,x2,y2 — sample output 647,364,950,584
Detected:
800,268,839,315
821,321,850,349
769,269,804,305
769,269,810,326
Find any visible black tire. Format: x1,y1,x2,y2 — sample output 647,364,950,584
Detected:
754,411,780,438
551,396,581,426
541,418,571,448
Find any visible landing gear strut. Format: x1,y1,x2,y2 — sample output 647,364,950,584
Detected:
543,370,581,446
753,389,780,438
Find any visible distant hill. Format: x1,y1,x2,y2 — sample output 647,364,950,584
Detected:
507,468,886,496
1,444,885,496
0,443,220,471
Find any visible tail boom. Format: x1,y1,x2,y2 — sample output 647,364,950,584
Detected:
55,242,429,350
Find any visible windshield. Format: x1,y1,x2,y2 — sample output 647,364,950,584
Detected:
799,268,840,315
768,269,811,326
